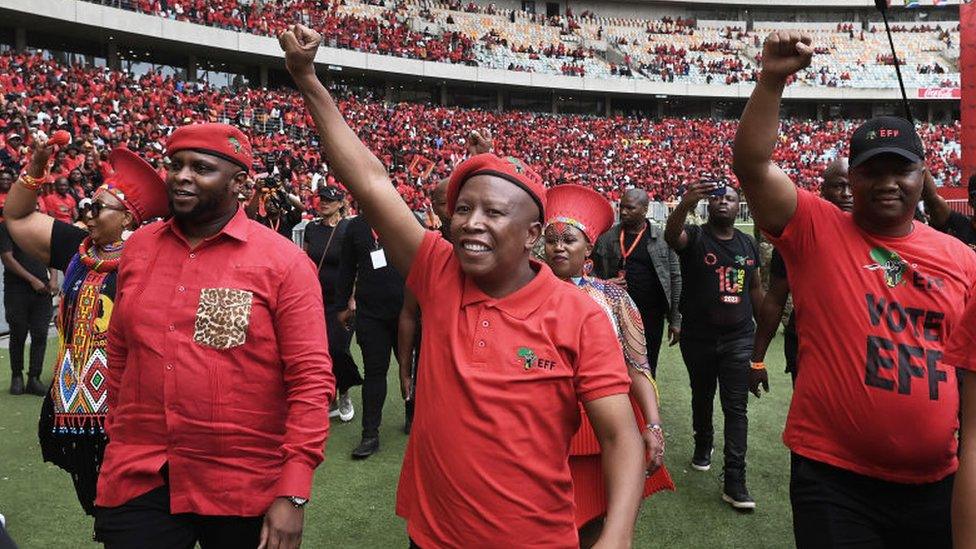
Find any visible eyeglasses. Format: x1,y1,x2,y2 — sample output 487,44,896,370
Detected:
79,200,126,219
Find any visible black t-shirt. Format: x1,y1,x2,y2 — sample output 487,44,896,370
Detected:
0,222,49,292
50,220,89,272
769,248,796,336
335,215,405,320
304,218,349,307
621,225,666,312
938,211,976,251
677,224,760,339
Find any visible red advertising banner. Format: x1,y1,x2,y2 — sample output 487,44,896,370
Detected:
962,3,976,185
917,87,961,99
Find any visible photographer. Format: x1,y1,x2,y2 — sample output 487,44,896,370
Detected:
246,175,304,240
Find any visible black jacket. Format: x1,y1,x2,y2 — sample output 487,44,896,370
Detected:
335,216,405,320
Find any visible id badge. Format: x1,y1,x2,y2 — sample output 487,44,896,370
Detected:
370,248,388,269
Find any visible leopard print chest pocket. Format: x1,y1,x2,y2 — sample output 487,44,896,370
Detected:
193,288,253,350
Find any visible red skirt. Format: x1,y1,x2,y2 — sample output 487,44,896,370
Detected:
569,397,676,527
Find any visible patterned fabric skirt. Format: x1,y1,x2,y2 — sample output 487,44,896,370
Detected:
38,387,107,516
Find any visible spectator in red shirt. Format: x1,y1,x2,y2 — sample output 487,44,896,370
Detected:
734,32,976,549
93,123,335,549
283,24,644,547
43,177,78,224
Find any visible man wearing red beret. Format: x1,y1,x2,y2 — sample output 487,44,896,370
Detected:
93,122,335,549
282,25,644,548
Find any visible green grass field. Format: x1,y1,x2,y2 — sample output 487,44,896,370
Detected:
0,334,795,548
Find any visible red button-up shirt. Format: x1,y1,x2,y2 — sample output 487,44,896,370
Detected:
96,207,334,516
396,232,630,548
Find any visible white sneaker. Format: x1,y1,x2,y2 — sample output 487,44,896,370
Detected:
338,392,355,422
329,399,340,419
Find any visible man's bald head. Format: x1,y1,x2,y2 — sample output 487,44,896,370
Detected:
820,157,853,212
619,188,649,230
432,177,451,226
623,188,649,207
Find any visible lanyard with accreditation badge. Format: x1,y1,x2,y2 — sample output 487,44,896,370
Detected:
370,228,387,269
617,223,647,278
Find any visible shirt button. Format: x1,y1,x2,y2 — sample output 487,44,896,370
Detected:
478,340,486,348
482,320,490,328
178,286,186,292
189,253,196,259
168,324,175,332
165,363,173,370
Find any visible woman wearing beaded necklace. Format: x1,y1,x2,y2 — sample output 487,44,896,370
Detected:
541,184,675,547
3,133,168,517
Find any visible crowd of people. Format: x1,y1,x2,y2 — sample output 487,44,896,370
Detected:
0,50,965,234
83,0,961,87
3,20,976,549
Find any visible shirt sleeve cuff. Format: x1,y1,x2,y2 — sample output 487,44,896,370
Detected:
579,383,631,404
275,460,315,500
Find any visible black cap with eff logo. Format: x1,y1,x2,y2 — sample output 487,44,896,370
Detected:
849,116,924,169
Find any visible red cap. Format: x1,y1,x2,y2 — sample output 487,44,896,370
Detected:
165,123,253,173
447,153,546,221
544,184,613,244
97,149,169,224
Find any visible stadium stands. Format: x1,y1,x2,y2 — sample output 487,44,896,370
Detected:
79,0,961,89
0,51,962,217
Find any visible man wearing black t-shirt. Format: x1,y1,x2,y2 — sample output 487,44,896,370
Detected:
0,222,56,395
665,181,763,511
592,188,682,378
922,171,976,250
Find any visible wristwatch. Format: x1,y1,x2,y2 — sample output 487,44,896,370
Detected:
287,496,309,508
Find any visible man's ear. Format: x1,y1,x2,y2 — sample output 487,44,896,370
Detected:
525,221,542,251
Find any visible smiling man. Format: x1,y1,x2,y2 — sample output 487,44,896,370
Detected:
93,123,335,549
733,32,976,549
280,24,644,548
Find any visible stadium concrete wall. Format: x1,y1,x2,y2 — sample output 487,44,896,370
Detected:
0,0,952,102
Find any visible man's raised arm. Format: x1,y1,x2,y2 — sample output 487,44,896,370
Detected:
280,25,424,275
732,32,814,237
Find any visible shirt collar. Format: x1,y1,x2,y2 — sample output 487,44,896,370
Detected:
156,206,251,244
460,259,557,320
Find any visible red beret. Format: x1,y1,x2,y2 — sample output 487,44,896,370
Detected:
97,148,169,224
165,123,253,172
544,184,613,244
447,153,546,221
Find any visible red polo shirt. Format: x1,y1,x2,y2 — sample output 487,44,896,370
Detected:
96,207,335,516
43,193,76,223
396,232,631,548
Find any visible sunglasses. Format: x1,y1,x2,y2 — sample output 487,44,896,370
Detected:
79,200,126,219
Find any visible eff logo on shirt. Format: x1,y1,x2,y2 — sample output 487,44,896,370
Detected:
863,247,910,288
517,347,557,371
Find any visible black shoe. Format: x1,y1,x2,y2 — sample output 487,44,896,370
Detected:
722,474,756,511
691,444,713,472
9,375,24,395
403,417,412,435
26,376,46,396
352,436,379,459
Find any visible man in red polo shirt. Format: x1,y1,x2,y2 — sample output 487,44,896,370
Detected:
93,123,334,549
733,31,976,548
281,25,645,548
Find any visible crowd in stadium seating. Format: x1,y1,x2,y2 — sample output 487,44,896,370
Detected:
85,0,961,89
0,51,962,218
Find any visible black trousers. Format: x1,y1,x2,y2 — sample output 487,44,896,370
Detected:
94,485,262,549
679,335,751,476
5,290,53,378
326,305,363,394
637,306,667,379
356,314,399,438
790,453,952,549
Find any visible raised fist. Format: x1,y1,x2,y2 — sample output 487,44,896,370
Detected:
760,31,814,81
279,24,322,76
466,129,493,156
